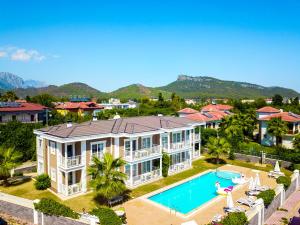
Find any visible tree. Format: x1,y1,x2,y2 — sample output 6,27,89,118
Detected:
0,91,18,102
291,97,299,106
30,94,56,107
293,134,300,151
272,94,283,106
0,146,22,185
88,153,127,200
162,152,170,177
207,137,230,164
267,117,289,146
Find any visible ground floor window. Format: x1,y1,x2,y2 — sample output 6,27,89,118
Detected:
170,151,190,165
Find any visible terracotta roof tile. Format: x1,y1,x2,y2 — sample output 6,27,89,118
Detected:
259,112,300,123
256,106,280,113
178,108,199,114
201,104,233,112
0,102,47,112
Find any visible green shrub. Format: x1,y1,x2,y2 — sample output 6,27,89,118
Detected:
91,207,122,225
13,171,23,177
221,212,248,225
162,152,170,177
34,174,51,190
34,198,79,219
257,189,276,207
292,163,300,170
276,176,291,190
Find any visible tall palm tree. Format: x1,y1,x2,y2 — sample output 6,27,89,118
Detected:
207,137,231,164
267,117,289,146
88,152,127,200
0,146,22,185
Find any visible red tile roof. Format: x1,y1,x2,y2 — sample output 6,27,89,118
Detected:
201,104,233,112
186,111,231,122
178,108,199,114
256,106,280,113
259,112,300,123
0,102,47,112
55,102,103,110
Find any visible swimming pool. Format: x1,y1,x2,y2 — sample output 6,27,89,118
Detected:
148,170,240,214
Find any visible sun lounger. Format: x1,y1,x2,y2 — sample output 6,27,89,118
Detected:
108,196,123,206
237,197,256,207
212,214,223,223
246,190,261,196
224,206,246,213
255,185,269,191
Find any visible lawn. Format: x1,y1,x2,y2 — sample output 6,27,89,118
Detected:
0,156,293,212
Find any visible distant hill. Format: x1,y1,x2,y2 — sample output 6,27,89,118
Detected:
0,72,46,90
158,75,299,99
110,84,171,99
15,82,107,98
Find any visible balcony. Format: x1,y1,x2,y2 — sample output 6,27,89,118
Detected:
127,169,161,186
163,141,191,153
169,161,190,174
194,133,200,141
124,145,161,162
60,183,82,196
59,155,82,169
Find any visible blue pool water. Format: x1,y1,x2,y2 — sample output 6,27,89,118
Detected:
148,170,240,214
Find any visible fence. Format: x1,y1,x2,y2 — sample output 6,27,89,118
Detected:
247,170,299,225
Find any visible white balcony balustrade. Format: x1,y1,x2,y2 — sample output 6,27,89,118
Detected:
60,155,82,168
60,183,82,196
194,133,200,141
163,141,191,152
129,169,161,186
124,145,161,161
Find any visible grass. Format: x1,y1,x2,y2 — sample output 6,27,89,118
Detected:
0,155,294,212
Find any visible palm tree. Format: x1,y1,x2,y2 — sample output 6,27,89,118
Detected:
267,117,289,146
0,146,22,185
207,137,231,164
88,152,127,201
293,133,300,151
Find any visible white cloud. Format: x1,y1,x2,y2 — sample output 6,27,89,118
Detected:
0,46,50,62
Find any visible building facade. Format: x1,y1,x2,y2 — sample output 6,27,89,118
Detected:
34,116,203,198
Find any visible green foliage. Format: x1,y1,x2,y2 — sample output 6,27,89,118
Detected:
201,128,218,146
30,93,57,107
267,118,289,146
49,110,92,125
0,146,22,183
293,134,300,151
207,137,230,164
221,212,248,225
162,152,170,177
90,207,122,225
292,164,300,170
257,189,276,207
276,176,291,190
88,153,127,200
34,198,79,219
34,174,51,190
0,91,18,101
272,94,284,106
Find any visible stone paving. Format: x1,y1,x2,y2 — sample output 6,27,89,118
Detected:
124,165,277,225
265,190,300,225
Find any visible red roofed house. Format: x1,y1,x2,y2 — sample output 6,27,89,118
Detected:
55,102,104,117
178,108,199,117
201,104,233,113
0,101,48,123
258,107,300,148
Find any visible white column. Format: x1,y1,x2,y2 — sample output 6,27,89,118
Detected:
168,133,171,152
81,141,87,192
130,139,133,161
293,123,296,134
65,172,68,196
199,126,202,156
114,138,120,158
294,170,299,190
160,157,162,176
130,164,133,186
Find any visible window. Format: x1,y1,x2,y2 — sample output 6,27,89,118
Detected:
91,141,105,158
31,114,35,121
49,141,56,155
172,132,181,143
142,137,151,149
186,130,190,141
125,164,130,177
51,168,56,181
12,115,16,121
161,135,168,149
0,115,2,122
141,161,151,174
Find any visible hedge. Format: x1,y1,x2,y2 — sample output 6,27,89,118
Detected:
91,207,122,225
221,212,248,225
162,152,170,177
34,198,79,219
257,189,276,207
34,174,51,190
276,176,291,190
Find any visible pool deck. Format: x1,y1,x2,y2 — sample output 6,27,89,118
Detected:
123,164,277,225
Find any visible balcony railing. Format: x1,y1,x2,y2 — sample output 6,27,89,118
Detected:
60,155,82,168
60,183,82,196
124,145,161,161
169,161,190,174
194,133,200,141
163,141,191,152
128,169,161,186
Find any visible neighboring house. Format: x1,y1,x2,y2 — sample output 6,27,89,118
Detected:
100,100,137,110
256,106,281,119
178,107,232,129
55,102,103,117
185,99,197,105
265,98,273,104
0,101,47,124
34,116,203,198
257,107,300,149
201,104,233,112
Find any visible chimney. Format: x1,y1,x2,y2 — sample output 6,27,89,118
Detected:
67,120,72,128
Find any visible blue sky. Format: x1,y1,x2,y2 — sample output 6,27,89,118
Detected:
0,0,300,92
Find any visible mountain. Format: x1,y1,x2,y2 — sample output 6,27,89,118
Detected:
158,75,299,99
0,72,46,90
110,84,171,99
15,82,107,98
